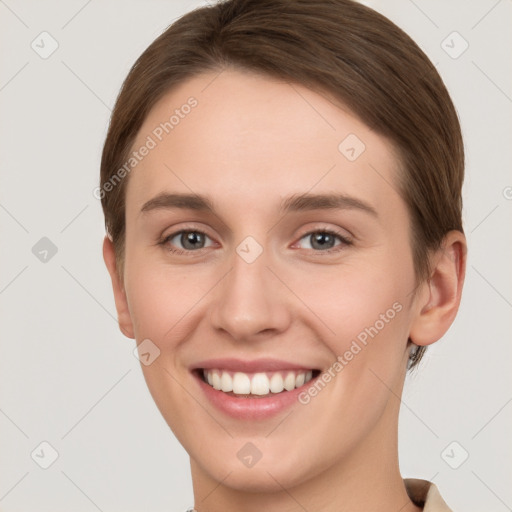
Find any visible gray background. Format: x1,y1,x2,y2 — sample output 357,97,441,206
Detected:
0,0,511,510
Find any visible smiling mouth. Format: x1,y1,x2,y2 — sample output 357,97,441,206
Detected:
196,368,321,397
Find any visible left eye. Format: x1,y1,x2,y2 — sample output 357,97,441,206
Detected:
296,230,350,251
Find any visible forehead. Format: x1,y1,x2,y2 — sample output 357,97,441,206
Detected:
126,68,403,219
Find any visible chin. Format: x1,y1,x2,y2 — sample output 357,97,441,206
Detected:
212,462,308,493
196,443,320,494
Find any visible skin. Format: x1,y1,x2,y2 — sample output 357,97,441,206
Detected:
103,68,466,512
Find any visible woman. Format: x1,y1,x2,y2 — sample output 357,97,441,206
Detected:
100,0,467,510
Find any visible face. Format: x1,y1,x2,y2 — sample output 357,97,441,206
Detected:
115,68,427,491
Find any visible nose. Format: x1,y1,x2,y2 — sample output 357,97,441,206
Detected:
209,244,292,342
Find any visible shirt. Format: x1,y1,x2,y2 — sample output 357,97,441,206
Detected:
404,478,453,511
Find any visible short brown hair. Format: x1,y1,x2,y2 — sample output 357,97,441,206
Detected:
100,0,464,369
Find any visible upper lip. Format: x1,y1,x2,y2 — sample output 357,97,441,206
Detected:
191,358,318,373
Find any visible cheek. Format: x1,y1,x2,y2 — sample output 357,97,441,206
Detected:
122,261,213,438
124,260,203,341
285,263,412,459
290,251,414,426
296,257,412,350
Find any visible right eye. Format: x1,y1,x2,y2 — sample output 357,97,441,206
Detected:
160,229,215,255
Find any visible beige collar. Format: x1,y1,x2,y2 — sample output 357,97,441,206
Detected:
404,478,453,511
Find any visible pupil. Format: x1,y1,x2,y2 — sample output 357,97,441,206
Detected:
312,233,333,250
183,232,203,250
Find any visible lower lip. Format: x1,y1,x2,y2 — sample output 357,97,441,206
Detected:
193,371,318,420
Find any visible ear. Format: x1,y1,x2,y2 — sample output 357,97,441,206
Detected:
102,236,135,339
409,230,467,346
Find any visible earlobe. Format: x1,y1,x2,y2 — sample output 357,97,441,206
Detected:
409,230,467,347
102,236,135,339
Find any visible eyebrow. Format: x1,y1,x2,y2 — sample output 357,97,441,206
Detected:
140,192,378,218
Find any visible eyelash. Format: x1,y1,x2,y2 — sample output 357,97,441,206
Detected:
157,227,352,256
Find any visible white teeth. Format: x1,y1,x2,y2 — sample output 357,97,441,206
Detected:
220,372,233,392
251,373,270,395
283,372,296,391
212,370,221,390
232,372,251,394
269,373,284,393
202,369,315,396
